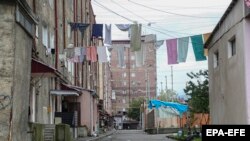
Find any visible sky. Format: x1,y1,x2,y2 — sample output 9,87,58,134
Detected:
92,0,232,96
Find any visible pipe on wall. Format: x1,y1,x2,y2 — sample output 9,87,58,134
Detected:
54,0,58,69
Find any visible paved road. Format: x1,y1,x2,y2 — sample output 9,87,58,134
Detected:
99,130,175,141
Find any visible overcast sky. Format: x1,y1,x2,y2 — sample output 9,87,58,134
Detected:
92,0,232,96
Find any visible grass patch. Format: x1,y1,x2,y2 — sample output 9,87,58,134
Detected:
193,137,201,141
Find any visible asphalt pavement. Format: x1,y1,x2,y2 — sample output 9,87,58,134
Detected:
99,130,176,141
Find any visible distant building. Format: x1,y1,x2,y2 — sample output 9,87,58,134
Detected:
205,0,250,124
110,35,157,121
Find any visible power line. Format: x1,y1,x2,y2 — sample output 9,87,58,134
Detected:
93,0,208,45
127,0,220,19
93,0,134,23
110,0,151,23
93,0,217,37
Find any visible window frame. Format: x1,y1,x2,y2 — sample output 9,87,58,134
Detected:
228,36,236,58
213,50,219,68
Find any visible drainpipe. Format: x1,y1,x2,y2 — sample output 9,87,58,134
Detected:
63,0,66,49
73,0,77,85
81,0,83,46
54,0,58,69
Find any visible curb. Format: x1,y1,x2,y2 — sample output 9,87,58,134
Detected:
85,130,117,141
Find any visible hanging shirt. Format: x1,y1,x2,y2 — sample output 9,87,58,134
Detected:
166,39,178,65
155,40,164,49
92,24,103,38
104,24,112,46
97,46,108,63
117,46,125,68
86,47,91,61
90,46,97,62
115,24,130,31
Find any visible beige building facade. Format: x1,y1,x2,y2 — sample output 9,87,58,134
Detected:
0,0,110,140
206,0,250,124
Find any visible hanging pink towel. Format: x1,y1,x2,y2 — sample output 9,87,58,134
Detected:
86,47,91,61
90,46,97,62
166,39,178,65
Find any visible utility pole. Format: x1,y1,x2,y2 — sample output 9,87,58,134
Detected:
128,47,131,105
165,76,168,91
148,70,150,100
160,82,163,93
171,66,173,91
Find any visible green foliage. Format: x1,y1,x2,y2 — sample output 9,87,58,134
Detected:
184,70,209,114
127,97,144,121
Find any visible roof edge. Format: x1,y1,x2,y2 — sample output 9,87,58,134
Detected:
205,0,238,48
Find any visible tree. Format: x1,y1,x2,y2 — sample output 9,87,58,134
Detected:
127,97,144,121
158,89,178,102
184,70,209,125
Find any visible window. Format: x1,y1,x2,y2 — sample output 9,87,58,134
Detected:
123,73,127,78
131,63,135,69
112,90,116,100
50,32,54,49
131,55,135,60
122,99,126,104
35,25,39,38
67,24,71,39
131,73,135,77
228,37,236,58
213,51,219,68
132,81,136,86
123,81,127,86
49,0,54,9
42,25,48,48
16,6,35,36
123,90,126,95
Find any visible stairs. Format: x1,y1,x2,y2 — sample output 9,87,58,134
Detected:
44,124,55,141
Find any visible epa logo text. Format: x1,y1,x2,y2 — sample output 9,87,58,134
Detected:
206,129,245,137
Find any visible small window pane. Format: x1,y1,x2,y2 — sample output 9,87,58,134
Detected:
213,51,219,68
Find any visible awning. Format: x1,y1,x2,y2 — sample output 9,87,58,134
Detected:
61,83,98,98
31,58,57,77
50,90,79,96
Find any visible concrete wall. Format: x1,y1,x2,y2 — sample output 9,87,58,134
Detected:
0,1,35,140
30,0,57,126
208,0,248,124
0,2,15,140
12,23,33,141
243,18,250,123
77,91,96,134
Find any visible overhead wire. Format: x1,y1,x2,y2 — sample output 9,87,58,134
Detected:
127,0,220,19
93,0,134,23
93,0,209,45
110,0,151,23
110,0,215,37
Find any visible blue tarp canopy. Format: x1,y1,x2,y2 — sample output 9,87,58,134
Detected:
148,99,188,116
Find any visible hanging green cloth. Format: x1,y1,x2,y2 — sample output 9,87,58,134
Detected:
191,35,206,61
177,37,189,63
130,24,141,52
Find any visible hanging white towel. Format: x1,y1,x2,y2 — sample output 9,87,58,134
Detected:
97,46,108,63
104,24,112,46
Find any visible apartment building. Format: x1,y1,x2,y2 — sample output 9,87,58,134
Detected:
110,35,157,123
0,0,110,140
